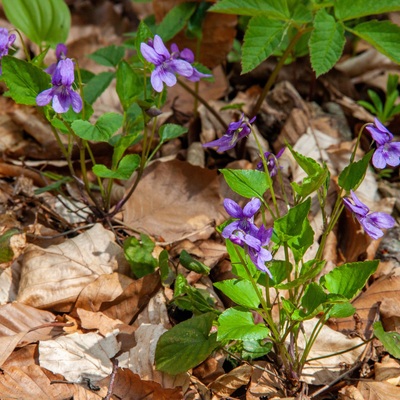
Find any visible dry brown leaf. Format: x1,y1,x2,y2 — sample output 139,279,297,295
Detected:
39,330,120,383
17,224,130,311
118,323,189,390
208,364,253,396
338,385,365,400
0,258,21,304
98,368,183,400
357,380,400,399
123,159,225,243
247,361,283,399
75,271,161,325
375,355,400,386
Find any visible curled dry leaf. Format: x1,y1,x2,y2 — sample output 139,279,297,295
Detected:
39,330,121,383
375,355,400,386
357,381,400,400
17,224,130,311
247,361,283,399
75,271,161,325
98,368,183,400
123,160,225,243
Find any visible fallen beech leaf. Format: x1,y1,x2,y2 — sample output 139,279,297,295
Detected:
357,381,400,399
339,385,365,400
98,368,183,400
39,330,121,382
247,361,283,399
123,160,225,243
75,271,161,325
17,224,130,311
375,355,400,386
208,364,253,396
118,323,189,390
0,364,82,399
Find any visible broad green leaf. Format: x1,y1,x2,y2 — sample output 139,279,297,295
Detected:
274,198,311,242
309,9,345,77
0,228,20,263
123,234,158,278
220,169,269,199
327,302,355,318
242,17,287,74
209,0,290,19
159,124,188,143
335,0,400,21
88,45,125,67
289,0,312,24
259,259,292,286
72,113,123,142
373,321,400,359
217,307,269,341
92,154,140,180
159,249,175,286
242,340,273,360
292,283,326,320
348,21,400,64
1,57,50,105
155,312,218,374
179,250,210,275
338,150,374,191
322,260,379,300
3,0,70,46
226,240,257,279
287,216,314,262
83,72,115,105
111,132,142,167
116,61,143,110
157,2,197,41
276,260,325,290
186,1,211,39
135,21,154,64
214,279,261,308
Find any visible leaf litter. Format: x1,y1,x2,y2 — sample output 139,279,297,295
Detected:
0,1,400,399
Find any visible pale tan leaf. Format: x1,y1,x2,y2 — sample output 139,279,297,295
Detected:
208,364,253,396
247,361,283,399
39,330,121,382
338,385,365,400
75,271,161,325
98,368,183,400
0,259,21,304
17,224,130,311
123,160,225,243
118,323,189,390
375,355,400,386
357,381,400,400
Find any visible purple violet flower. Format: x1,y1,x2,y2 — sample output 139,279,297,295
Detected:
343,190,395,240
366,118,400,169
203,114,256,152
140,35,211,92
257,147,285,176
45,43,68,76
36,58,83,114
0,27,16,74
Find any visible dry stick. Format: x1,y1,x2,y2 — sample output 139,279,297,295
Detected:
104,358,119,400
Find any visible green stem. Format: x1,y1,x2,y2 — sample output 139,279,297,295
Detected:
177,78,228,130
251,27,311,117
13,29,31,61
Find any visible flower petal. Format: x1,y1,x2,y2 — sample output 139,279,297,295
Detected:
70,90,83,113
242,198,261,218
223,198,243,218
372,148,387,169
169,59,193,77
150,69,164,92
368,212,395,229
153,35,170,59
36,88,54,107
140,42,162,65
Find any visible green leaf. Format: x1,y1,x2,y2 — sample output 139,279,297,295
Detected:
92,154,140,180
83,72,115,105
261,259,292,286
135,21,154,64
226,240,257,279
214,279,261,308
242,17,287,74
373,321,400,359
348,21,400,64
220,169,269,199
72,113,123,142
338,150,374,191
1,57,51,105
274,198,311,242
327,302,355,318
157,2,197,41
322,260,379,300
179,250,210,275
3,0,70,46
309,9,345,77
334,0,400,21
292,283,326,320
242,340,273,360
287,216,314,262
159,124,188,143
116,61,143,110
209,0,290,19
159,250,175,286
217,307,269,341
0,229,20,263
156,312,218,374
123,234,158,278
88,45,125,67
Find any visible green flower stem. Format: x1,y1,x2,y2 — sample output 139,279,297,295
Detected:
177,78,228,131
251,27,312,118
13,29,31,62
51,125,76,179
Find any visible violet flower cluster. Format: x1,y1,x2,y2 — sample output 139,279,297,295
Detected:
222,198,273,277
0,27,16,74
36,43,83,114
140,35,211,93
343,190,395,240
203,114,256,152
366,118,400,169
257,147,285,177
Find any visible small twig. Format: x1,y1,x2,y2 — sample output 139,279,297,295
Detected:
103,358,119,400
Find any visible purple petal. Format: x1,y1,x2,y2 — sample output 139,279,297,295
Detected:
372,148,387,169
53,58,75,86
360,218,384,240
52,90,71,113
202,135,234,152
158,67,177,87
70,90,83,113
36,88,54,107
221,220,240,239
180,48,195,63
368,212,395,229
153,35,170,59
140,42,163,65
55,43,67,60
350,191,369,214
169,59,193,77
223,198,243,218
150,69,164,92
242,198,261,218
185,68,212,82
